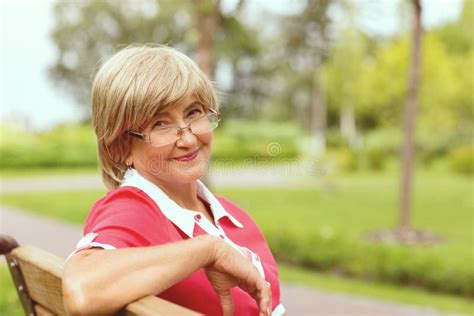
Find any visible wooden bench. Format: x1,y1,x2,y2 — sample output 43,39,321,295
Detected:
0,234,201,315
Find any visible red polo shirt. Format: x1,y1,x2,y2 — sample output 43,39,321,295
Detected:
73,186,284,315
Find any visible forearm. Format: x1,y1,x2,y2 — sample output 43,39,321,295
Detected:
63,235,218,315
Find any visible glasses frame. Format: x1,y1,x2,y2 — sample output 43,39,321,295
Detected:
128,108,220,147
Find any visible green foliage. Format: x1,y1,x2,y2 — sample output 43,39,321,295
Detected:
49,0,261,119
0,124,97,169
0,267,23,316
320,148,359,173
322,14,473,138
364,147,387,171
250,0,332,127
360,129,399,170
279,264,474,314
323,23,368,132
325,128,346,148
266,227,474,297
212,120,302,162
448,145,474,175
433,0,474,55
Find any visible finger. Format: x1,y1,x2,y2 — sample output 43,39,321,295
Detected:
266,281,273,314
256,279,272,316
217,289,234,316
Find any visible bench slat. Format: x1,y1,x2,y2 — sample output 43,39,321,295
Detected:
35,304,56,316
12,245,66,314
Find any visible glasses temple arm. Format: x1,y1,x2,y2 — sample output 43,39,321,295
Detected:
127,131,145,140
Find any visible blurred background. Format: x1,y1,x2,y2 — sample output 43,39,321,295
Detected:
1,0,473,315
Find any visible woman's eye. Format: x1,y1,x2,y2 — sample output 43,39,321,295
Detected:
188,108,203,117
153,120,168,128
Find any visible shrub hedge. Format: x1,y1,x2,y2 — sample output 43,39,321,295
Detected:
265,227,474,297
448,145,474,175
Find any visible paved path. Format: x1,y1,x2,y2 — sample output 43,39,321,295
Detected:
0,205,462,316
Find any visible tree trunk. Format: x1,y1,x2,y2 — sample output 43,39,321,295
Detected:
340,103,357,148
310,69,327,156
194,0,221,77
193,0,221,188
399,0,422,230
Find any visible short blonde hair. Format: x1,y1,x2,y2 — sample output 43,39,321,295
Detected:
91,44,219,190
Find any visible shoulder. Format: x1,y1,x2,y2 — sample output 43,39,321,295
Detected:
85,186,162,230
93,186,155,209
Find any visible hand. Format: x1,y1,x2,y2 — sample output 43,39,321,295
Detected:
205,238,272,316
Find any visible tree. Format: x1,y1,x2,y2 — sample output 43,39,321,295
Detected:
264,0,333,154
324,22,367,148
398,0,422,231
48,0,258,120
193,0,221,76
433,0,474,55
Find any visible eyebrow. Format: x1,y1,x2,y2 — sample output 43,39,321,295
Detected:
153,102,202,119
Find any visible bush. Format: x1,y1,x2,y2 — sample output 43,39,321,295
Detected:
325,128,347,148
363,129,401,157
264,226,474,297
364,147,388,170
448,145,474,175
212,120,302,162
0,124,98,169
319,148,359,173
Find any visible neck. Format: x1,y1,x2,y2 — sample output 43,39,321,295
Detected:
149,177,201,211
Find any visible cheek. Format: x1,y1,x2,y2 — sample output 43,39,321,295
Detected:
199,131,213,146
132,143,172,168
199,132,213,156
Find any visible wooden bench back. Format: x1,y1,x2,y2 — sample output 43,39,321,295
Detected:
1,234,201,316
7,245,65,315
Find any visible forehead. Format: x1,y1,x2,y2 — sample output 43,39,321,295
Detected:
153,97,203,117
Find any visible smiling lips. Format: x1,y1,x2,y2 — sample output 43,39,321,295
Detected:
174,149,199,162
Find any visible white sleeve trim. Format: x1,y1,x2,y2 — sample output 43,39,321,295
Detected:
251,251,266,278
66,232,117,262
66,241,117,261
272,303,286,316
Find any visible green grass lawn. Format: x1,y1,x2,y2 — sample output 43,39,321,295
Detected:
217,171,473,270
0,266,23,316
0,170,473,313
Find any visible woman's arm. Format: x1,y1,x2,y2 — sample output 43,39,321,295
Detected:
62,234,271,316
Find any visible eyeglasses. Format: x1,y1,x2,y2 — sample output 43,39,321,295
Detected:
128,109,220,147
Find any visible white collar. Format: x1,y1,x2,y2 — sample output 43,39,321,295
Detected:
120,168,243,238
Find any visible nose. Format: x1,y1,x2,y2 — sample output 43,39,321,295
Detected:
176,125,197,147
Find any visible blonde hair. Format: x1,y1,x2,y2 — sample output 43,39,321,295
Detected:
91,44,219,190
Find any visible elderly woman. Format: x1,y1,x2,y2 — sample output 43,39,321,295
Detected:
63,45,286,316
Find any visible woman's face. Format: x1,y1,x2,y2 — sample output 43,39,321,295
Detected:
129,95,213,186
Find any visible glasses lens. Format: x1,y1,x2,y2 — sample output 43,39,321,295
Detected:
191,113,219,134
147,112,220,147
149,127,178,147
